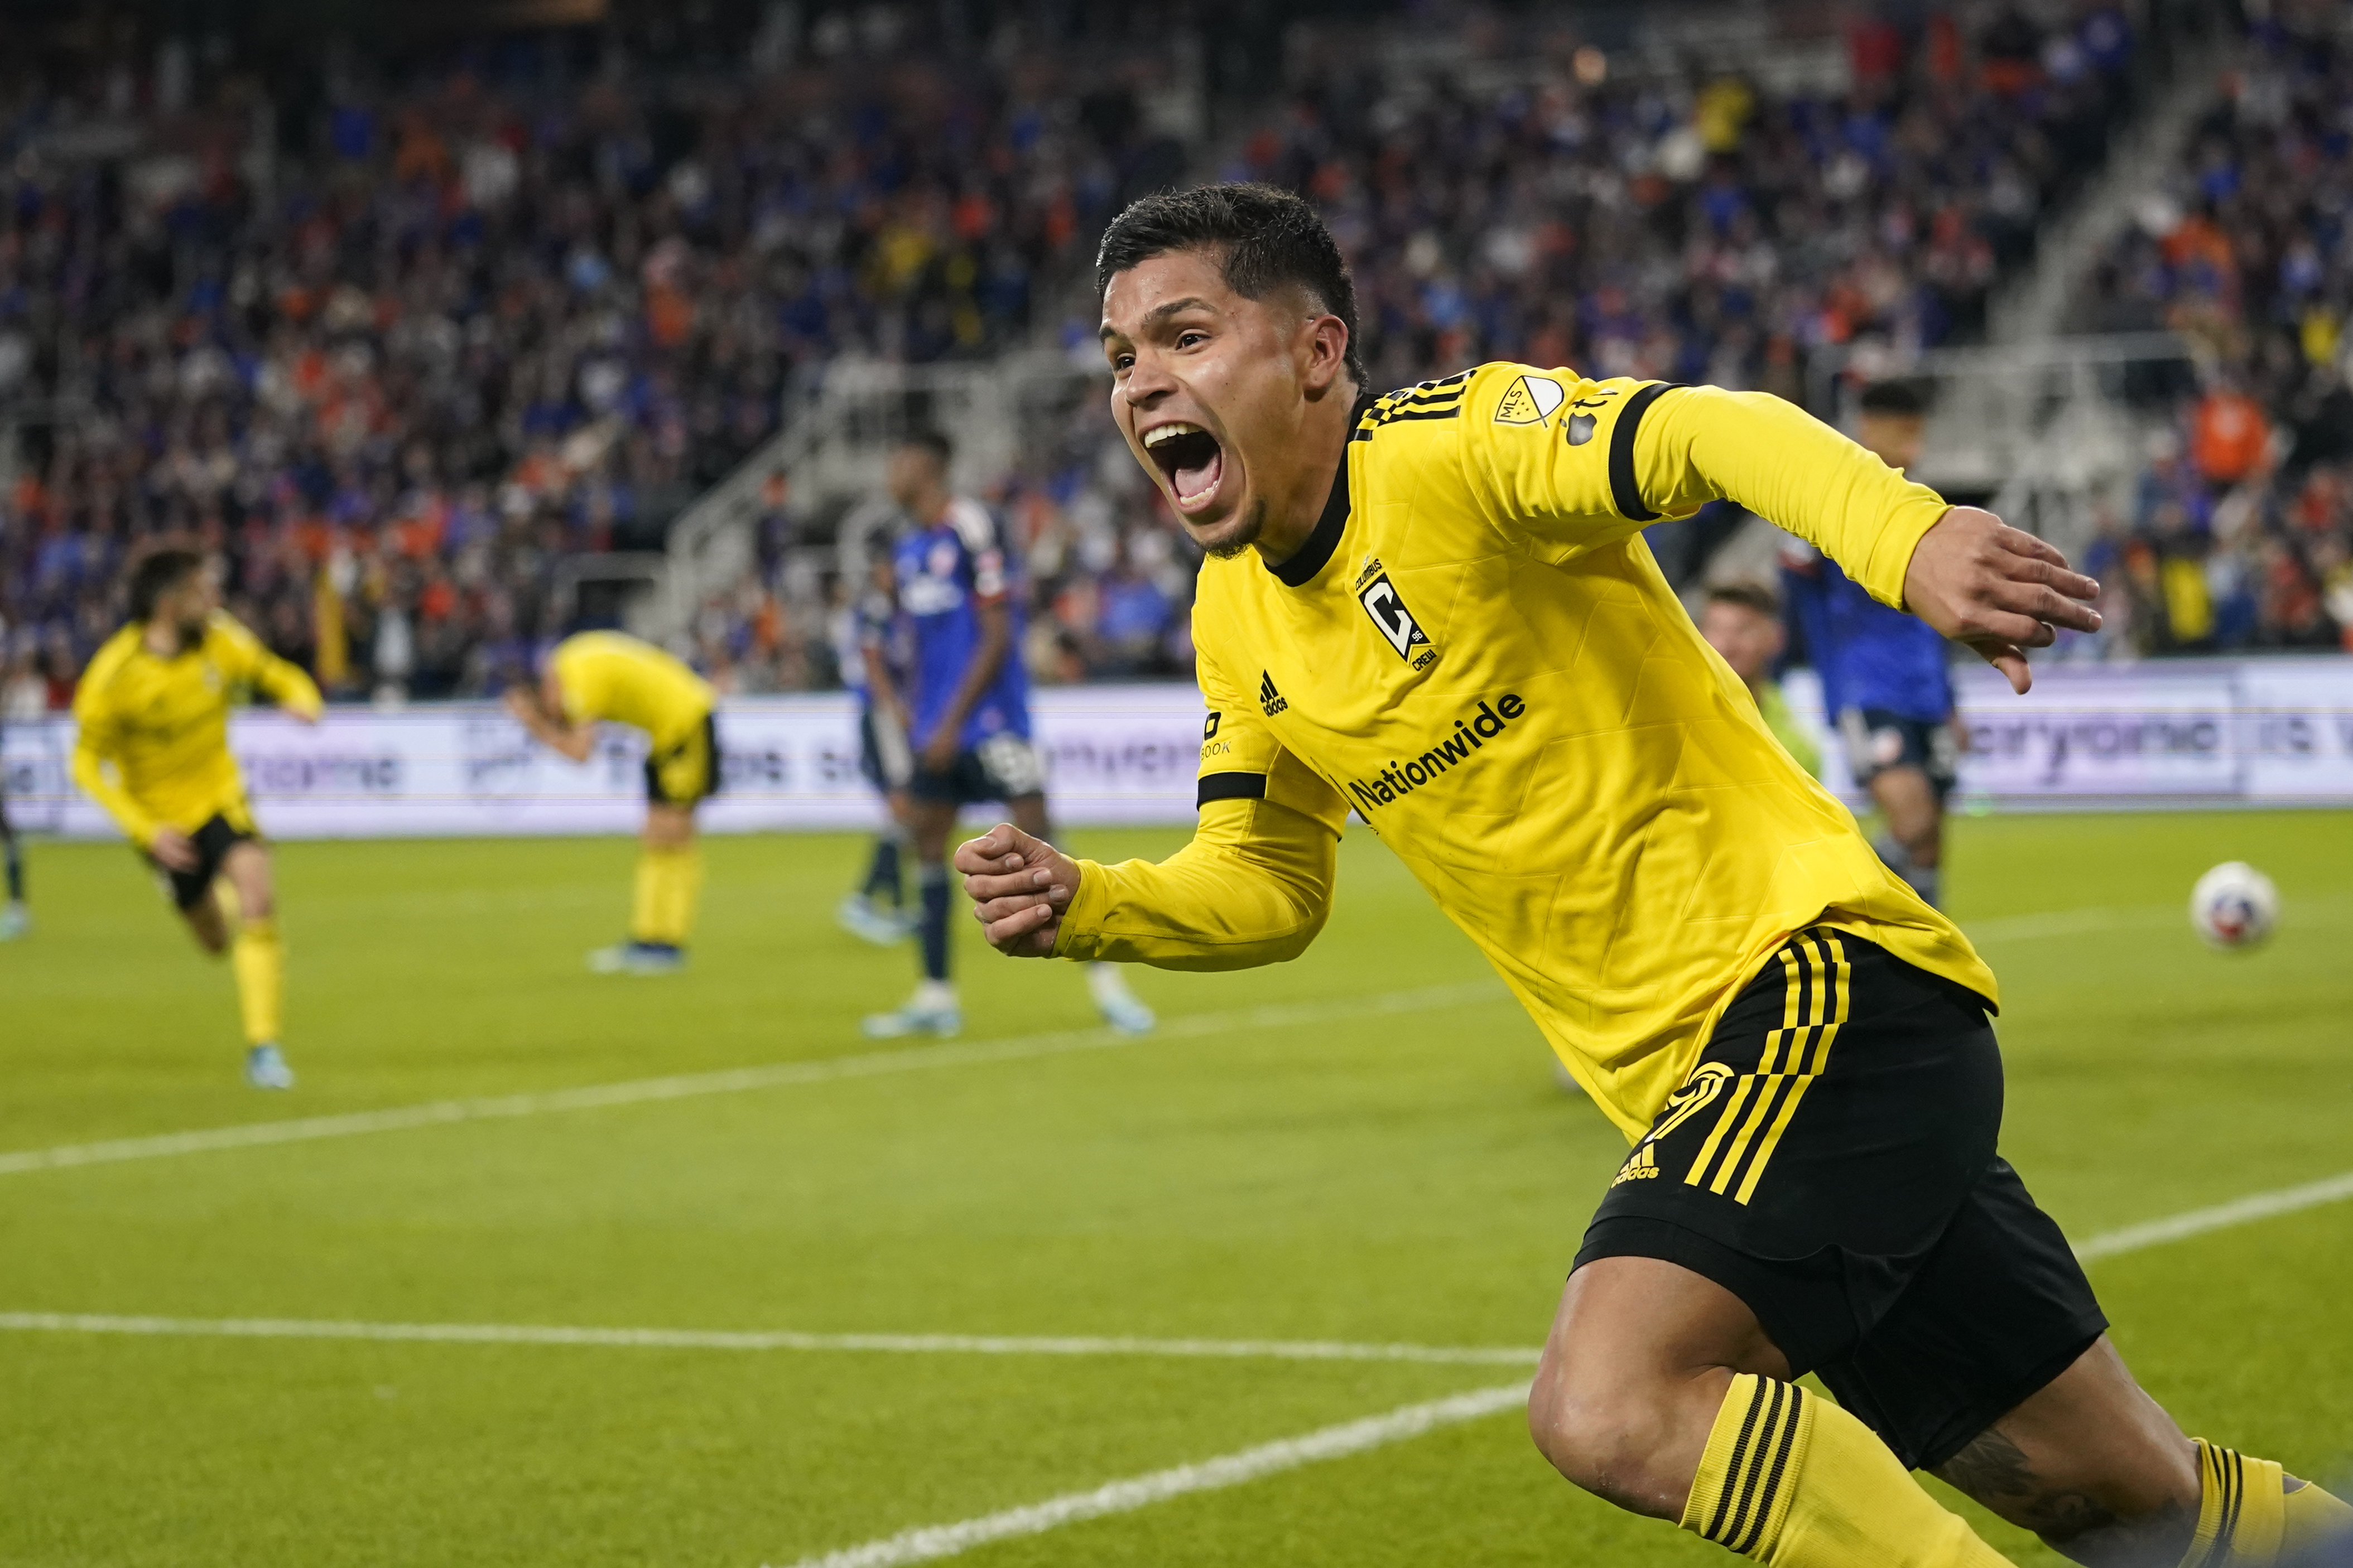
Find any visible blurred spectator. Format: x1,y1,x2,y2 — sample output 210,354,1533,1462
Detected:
1226,2,2138,396
0,10,1185,694
2080,10,2353,652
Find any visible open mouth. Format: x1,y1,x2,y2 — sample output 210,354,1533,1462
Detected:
1141,421,1224,506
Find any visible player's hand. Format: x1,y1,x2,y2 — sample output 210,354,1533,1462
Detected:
1902,507,2101,695
149,826,200,872
502,686,536,722
919,727,960,774
955,822,1080,957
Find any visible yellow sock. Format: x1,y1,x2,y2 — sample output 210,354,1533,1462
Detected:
630,847,701,947
230,918,285,1045
1681,1373,2017,1566
2182,1439,2353,1566
2284,1474,2353,1559
631,851,664,943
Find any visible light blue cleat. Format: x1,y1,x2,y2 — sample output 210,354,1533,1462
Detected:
0,902,26,942
589,942,685,976
1088,965,1156,1035
863,983,961,1039
246,1043,296,1090
836,892,913,947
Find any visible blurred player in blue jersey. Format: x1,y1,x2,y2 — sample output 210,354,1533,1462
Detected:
1783,382,1961,908
835,548,918,945
860,430,1153,1038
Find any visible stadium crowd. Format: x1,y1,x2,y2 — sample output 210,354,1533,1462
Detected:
2077,8,2353,654
0,11,1183,699
2,2,2214,708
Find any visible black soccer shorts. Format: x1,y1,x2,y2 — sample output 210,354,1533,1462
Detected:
644,712,723,806
908,731,1046,806
148,813,256,911
1839,707,1961,802
1575,928,2108,1471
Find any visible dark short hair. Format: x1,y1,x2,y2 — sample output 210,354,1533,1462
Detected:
1096,182,1366,388
127,546,205,623
1858,379,1930,419
1706,581,1781,618
898,427,954,470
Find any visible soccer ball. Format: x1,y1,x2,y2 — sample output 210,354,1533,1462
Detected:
2189,862,2279,951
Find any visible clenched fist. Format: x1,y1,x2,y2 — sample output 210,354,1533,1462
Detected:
954,823,1082,957
1902,506,2102,694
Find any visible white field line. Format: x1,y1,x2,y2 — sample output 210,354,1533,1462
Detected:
0,1312,1539,1367
757,1169,2353,1568
0,981,1506,1180
2072,1168,2353,1261
767,1382,1533,1568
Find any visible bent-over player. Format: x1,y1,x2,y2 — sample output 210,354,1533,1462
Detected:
958,185,2350,1568
508,630,719,974
73,547,322,1087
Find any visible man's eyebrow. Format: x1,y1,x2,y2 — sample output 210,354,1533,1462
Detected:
1099,296,1215,341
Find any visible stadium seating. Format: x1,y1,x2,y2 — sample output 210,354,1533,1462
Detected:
2,4,2178,699
0,16,1182,697
2077,12,2353,653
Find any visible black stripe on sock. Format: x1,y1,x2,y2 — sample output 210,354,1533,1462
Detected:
1721,1379,1788,1546
1606,381,1680,523
1705,1379,1772,1542
2198,1445,2240,1568
1196,771,1268,807
1730,1386,1805,1554
2222,1450,2244,1558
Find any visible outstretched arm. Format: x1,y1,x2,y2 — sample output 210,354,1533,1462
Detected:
956,793,1339,969
253,649,324,723
1466,370,2101,694
1638,388,2101,693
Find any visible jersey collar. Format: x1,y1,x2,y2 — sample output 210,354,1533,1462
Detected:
1266,392,1373,590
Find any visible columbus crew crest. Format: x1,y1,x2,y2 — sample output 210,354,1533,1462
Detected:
1354,557,1438,672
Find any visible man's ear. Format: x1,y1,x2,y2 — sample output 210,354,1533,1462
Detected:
1299,312,1350,397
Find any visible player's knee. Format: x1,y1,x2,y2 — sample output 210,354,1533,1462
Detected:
1526,1361,1686,1517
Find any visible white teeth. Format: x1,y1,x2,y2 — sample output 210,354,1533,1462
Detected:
1143,422,1204,449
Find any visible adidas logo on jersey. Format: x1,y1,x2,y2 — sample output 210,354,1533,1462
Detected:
1259,672,1288,716
1611,1143,1660,1186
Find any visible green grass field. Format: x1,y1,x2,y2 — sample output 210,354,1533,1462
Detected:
2,812,2349,1567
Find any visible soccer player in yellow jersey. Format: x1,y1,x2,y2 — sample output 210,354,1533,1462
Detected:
507,630,719,974
957,187,2352,1568
73,547,322,1089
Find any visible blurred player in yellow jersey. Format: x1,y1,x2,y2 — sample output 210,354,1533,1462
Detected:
1698,581,1822,779
506,630,718,974
960,187,2352,1568
72,547,322,1088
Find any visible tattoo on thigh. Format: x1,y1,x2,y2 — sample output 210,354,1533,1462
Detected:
1934,1425,2193,1562
1936,1425,2040,1501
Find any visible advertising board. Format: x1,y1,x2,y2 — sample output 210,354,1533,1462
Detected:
6,660,2350,841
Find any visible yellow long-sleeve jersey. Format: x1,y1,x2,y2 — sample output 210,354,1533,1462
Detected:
72,611,324,847
549,631,714,751
1053,366,1998,1142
